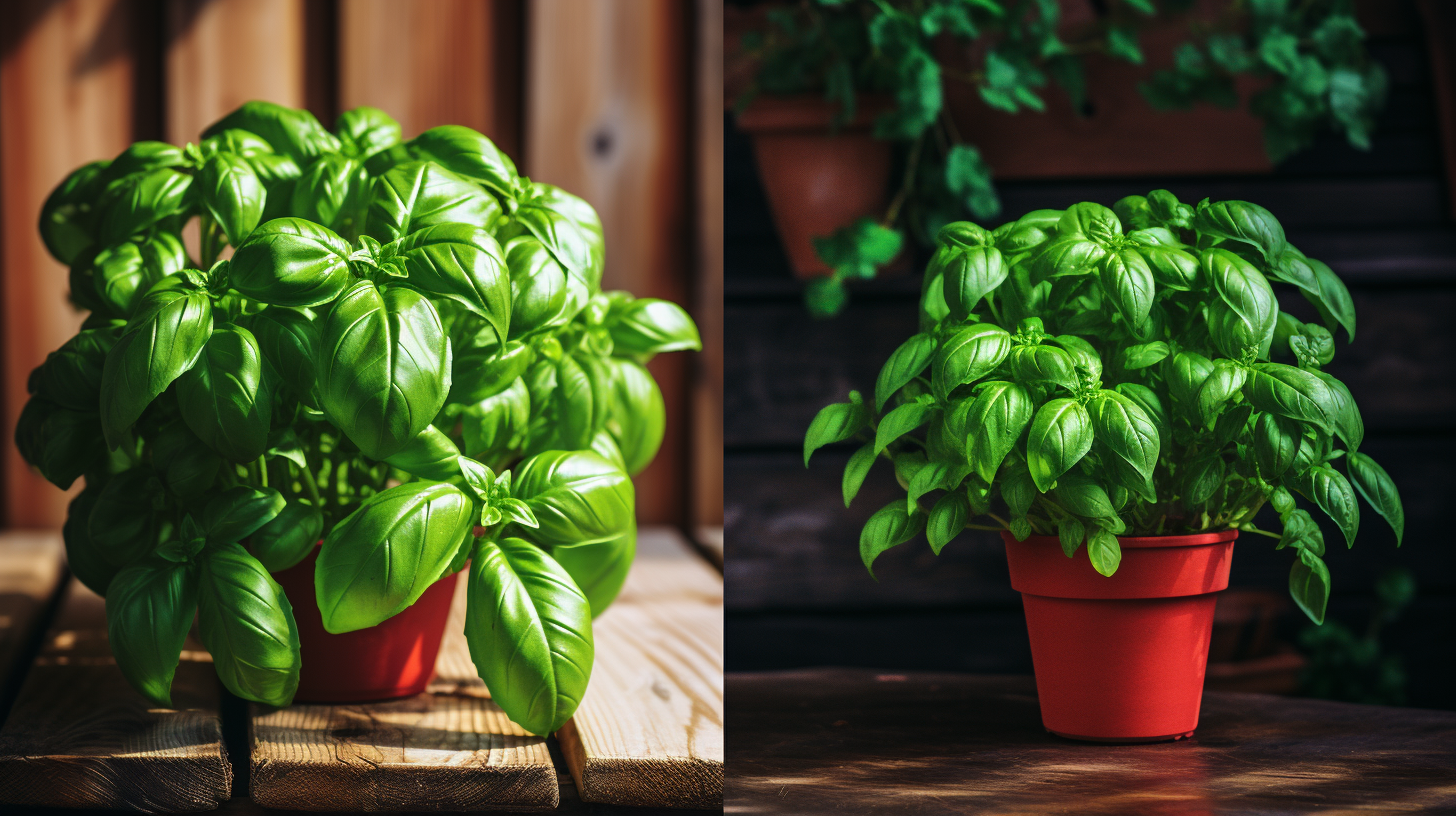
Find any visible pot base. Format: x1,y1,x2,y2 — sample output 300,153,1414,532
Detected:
1049,729,1195,744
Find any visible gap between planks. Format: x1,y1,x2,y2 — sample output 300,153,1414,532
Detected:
556,527,724,810
0,536,232,812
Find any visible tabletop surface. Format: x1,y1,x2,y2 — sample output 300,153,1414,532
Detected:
726,669,1456,816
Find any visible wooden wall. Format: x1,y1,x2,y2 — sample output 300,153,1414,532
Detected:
0,0,723,532
724,1,1456,709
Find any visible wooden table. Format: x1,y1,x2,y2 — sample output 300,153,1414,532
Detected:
728,669,1456,815
0,528,721,812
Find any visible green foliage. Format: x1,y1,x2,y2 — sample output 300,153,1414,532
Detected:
745,0,1385,316
1142,0,1387,162
17,101,698,733
807,193,1403,624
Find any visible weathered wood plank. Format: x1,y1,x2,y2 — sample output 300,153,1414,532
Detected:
0,533,65,709
556,528,724,809
727,669,1456,815
0,578,232,812
248,573,557,812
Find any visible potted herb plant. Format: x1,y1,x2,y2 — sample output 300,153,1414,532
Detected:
804,192,1403,742
15,101,700,737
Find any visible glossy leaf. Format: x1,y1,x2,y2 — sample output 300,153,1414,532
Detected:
1027,398,1093,492
196,541,301,706
204,100,341,163
407,125,519,198
465,537,593,736
961,382,1033,482
603,358,665,476
230,218,354,307
249,501,324,573
175,325,272,462
1346,452,1403,545
366,160,502,241
859,501,925,578
552,523,635,618
335,106,402,159
932,324,1012,399
394,223,512,340
875,333,936,412
510,450,634,547
607,298,702,359
99,287,213,445
199,152,266,246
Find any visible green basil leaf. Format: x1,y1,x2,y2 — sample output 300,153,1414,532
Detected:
805,394,868,465
394,223,512,340
1031,236,1106,283
40,160,108,265
249,501,325,573
1086,527,1122,577
150,419,223,501
199,152,266,246
1118,341,1169,370
1000,462,1036,520
1194,199,1286,262
940,245,1008,320
932,324,1012,399
1054,473,1116,519
14,398,100,490
451,339,535,404
1196,360,1250,427
606,298,701,359
875,333,936,412
319,280,451,460
1302,258,1356,341
204,485,286,544
551,523,635,618
1309,370,1363,452
1058,516,1085,557
1168,351,1215,413
64,484,118,596
874,400,935,455
246,307,322,406
366,160,502,241
1346,452,1403,545
962,381,1033,482
384,425,463,482
106,558,197,707
1243,362,1334,432
1050,335,1103,380
175,325,272,462
1254,413,1303,478
504,235,582,340
511,450,634,547
335,106,402,159
316,481,474,633
1098,248,1154,328
1205,248,1278,358
1294,464,1359,548
406,125,519,199
1289,548,1330,624
842,443,878,507
200,128,275,159
96,168,193,246
230,218,354,307
99,287,213,445
551,354,597,451
1183,456,1225,504
465,536,593,735
1058,202,1122,243
91,238,183,318
860,501,926,578
603,358,665,476
196,541,301,706
1005,345,1078,393
1137,244,1200,290
203,100,341,163
290,153,370,237
1027,398,1093,492
462,377,531,463
926,491,969,554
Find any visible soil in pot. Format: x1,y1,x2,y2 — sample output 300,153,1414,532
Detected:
272,544,460,703
736,94,897,278
1002,530,1237,743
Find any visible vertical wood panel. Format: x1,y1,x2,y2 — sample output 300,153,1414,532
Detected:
693,0,725,527
1,0,145,529
165,0,308,143
338,0,520,150
525,0,691,525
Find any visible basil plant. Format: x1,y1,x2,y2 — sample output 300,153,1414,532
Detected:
16,101,699,736
805,192,1403,626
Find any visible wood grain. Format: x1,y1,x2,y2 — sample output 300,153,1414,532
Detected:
248,574,557,812
727,669,1456,815
0,532,65,708
526,0,692,526
0,578,232,811
338,0,521,149
165,0,309,142
692,0,725,530
556,528,724,809
0,0,144,528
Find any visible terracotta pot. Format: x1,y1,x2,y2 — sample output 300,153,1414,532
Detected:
272,544,460,703
1002,529,1237,743
736,95,894,278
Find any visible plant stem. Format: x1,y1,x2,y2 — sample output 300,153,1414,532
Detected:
298,462,322,508
256,456,268,489
882,133,924,228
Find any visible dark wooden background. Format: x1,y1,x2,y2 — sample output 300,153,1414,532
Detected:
724,0,1456,710
0,0,724,536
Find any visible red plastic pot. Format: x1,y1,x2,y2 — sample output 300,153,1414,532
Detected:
1002,530,1237,743
272,544,460,703
736,95,895,278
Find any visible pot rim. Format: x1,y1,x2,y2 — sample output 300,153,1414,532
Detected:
736,93,896,132
1003,529,1239,550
